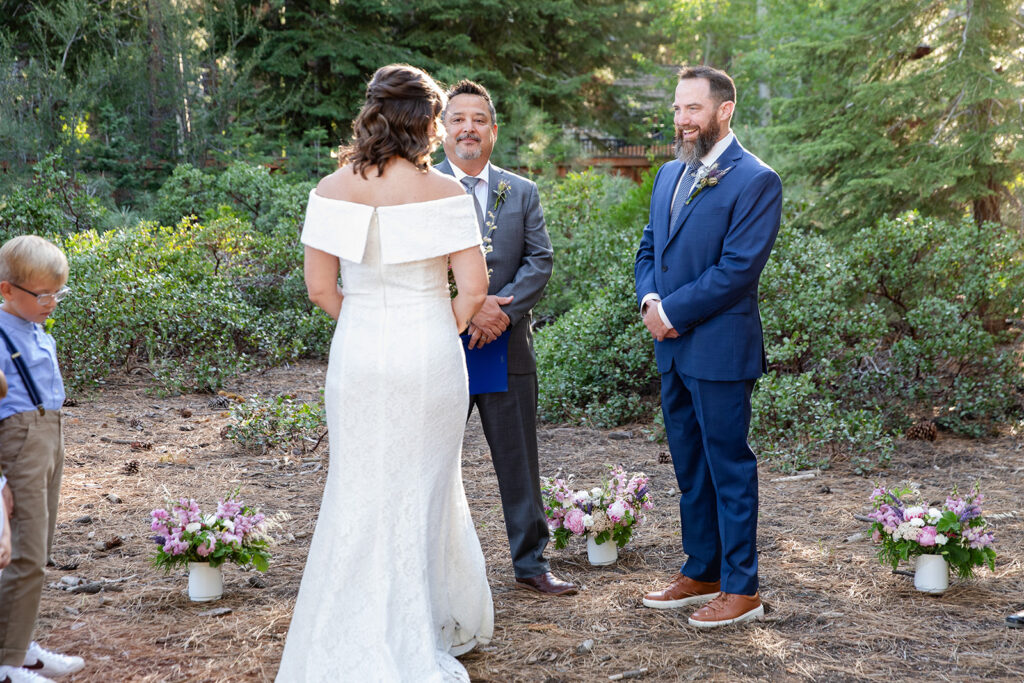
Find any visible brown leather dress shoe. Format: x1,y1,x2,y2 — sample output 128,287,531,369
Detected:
688,592,764,628
642,573,720,609
515,572,578,596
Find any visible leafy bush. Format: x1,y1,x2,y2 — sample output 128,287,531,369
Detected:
536,271,657,427
223,394,326,455
848,212,1024,436
536,168,651,321
152,161,309,234
0,155,108,238
55,215,331,394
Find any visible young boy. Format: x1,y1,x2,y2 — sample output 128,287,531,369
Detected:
0,235,83,683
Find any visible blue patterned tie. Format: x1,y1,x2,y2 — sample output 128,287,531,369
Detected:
669,163,701,229
460,176,486,228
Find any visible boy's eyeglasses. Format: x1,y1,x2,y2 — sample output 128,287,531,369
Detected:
10,282,72,305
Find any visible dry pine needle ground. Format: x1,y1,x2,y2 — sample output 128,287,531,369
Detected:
29,362,1024,682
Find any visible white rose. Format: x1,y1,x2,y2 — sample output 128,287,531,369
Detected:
927,508,941,523
935,534,949,546
591,487,603,499
582,514,594,529
185,522,201,533
222,519,235,532
203,514,217,526
910,518,925,528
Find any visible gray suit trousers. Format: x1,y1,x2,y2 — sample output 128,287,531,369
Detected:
469,373,550,578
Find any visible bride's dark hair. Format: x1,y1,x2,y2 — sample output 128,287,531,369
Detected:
339,64,446,178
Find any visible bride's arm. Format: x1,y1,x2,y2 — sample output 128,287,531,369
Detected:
450,245,488,333
305,246,344,320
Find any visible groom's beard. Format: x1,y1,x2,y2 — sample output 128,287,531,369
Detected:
674,117,720,165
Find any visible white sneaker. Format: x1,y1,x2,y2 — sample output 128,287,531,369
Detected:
21,642,84,678
0,664,56,683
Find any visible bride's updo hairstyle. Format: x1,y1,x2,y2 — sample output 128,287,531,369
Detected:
340,64,446,178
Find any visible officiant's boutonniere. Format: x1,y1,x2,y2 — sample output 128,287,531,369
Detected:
686,163,734,205
492,180,512,211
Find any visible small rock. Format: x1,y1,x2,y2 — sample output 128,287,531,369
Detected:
667,488,676,496
60,576,84,587
844,531,868,543
179,425,195,432
819,485,832,494
284,533,296,542
71,622,87,631
104,493,122,504
98,595,113,606
247,575,267,589
592,624,608,632
576,639,594,654
93,541,107,551
87,531,95,539
198,607,233,617
608,431,632,440
64,606,80,616
74,515,93,524
526,655,538,664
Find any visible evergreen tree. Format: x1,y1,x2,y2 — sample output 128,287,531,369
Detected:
764,0,1024,233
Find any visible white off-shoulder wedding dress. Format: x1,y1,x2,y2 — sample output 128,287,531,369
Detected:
276,191,493,683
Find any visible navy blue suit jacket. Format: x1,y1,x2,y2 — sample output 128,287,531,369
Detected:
634,138,782,381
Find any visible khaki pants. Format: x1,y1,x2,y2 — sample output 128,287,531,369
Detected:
0,410,63,666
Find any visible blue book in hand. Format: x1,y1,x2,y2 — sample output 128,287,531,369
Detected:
460,329,510,395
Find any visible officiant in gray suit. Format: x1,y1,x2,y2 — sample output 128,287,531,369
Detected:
438,80,576,596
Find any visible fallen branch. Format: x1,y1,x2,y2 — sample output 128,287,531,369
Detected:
772,472,817,482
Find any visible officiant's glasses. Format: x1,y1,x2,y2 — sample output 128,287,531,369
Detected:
10,282,72,305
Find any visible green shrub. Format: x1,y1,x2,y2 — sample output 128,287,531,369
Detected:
0,155,107,238
152,161,309,234
536,271,657,426
223,393,326,455
537,168,651,321
55,216,331,395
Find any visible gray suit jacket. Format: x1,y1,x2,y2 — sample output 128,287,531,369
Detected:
437,158,553,374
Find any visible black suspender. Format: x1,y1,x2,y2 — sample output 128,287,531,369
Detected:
0,325,46,416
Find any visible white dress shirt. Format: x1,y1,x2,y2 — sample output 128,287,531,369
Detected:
448,161,492,217
643,131,737,330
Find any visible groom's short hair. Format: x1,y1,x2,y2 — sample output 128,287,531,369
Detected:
444,80,497,125
678,66,736,106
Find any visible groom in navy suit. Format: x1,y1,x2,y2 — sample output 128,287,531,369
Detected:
635,66,781,627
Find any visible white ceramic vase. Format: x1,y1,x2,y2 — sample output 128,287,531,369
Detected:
586,535,618,566
914,554,948,594
188,561,224,602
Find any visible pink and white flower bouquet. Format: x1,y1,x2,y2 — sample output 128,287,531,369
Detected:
150,492,271,572
541,465,654,549
868,483,996,578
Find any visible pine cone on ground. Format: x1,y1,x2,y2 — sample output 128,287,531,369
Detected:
658,451,672,464
905,420,937,441
121,460,140,475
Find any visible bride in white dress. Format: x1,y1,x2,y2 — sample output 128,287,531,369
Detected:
276,64,493,682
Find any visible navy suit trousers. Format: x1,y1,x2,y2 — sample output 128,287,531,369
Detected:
661,364,759,595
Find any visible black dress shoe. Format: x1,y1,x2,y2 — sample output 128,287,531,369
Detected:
1007,610,1024,628
515,572,578,596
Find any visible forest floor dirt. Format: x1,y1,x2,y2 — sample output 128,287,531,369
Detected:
29,361,1024,682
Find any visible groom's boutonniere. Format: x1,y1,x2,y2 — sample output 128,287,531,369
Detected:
492,180,512,211
686,162,734,205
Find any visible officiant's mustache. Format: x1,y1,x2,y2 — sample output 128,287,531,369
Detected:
457,133,481,143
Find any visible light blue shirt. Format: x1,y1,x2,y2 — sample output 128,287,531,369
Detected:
0,309,65,420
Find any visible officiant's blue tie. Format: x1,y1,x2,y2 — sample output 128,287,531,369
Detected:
460,176,486,228
669,163,701,228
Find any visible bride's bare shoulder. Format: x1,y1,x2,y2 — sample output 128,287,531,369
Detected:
425,168,466,200
314,167,360,200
